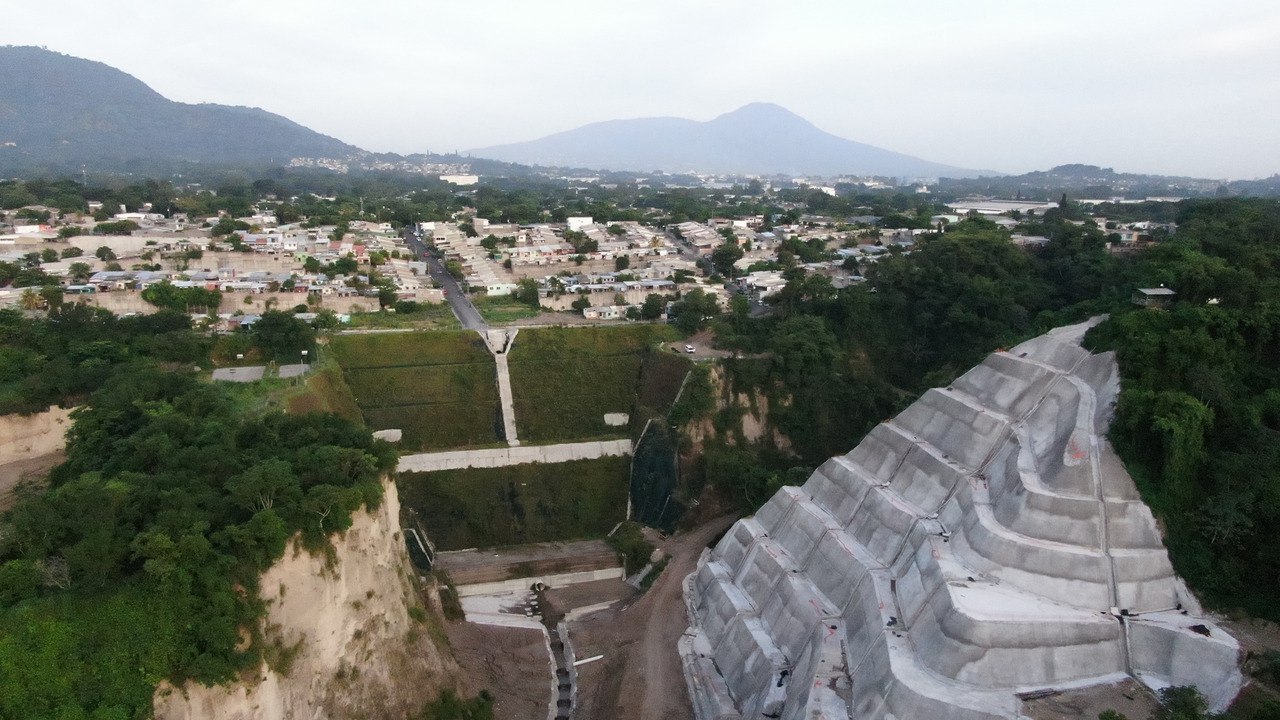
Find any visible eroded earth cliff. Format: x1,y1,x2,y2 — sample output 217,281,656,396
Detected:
154,479,455,720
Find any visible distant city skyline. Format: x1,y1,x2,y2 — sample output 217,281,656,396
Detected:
4,0,1278,179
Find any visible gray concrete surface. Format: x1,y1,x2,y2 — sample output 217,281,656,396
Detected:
211,366,265,382
681,319,1242,720
277,363,309,378
494,354,520,447
487,328,521,447
397,439,633,473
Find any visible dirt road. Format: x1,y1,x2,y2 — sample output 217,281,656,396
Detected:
572,514,735,720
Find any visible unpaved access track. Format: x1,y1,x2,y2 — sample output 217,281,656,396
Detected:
570,514,735,720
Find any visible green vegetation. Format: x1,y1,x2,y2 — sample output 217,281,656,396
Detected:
606,521,655,574
140,281,222,314
0,305,209,414
0,367,394,719
507,325,677,443
640,557,669,591
1097,684,1280,720
432,570,465,621
250,310,317,363
472,294,540,324
667,364,713,428
330,331,501,450
398,456,630,549
285,357,363,423
669,288,721,334
347,303,460,330
91,219,139,235
635,350,693,423
1083,199,1280,620
418,689,494,720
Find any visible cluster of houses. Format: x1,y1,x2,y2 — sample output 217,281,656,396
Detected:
2,187,1188,321
0,205,447,311
425,217,686,297
72,268,376,297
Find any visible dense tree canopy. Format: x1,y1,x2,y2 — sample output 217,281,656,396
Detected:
1085,199,1280,618
140,281,221,314
0,367,393,718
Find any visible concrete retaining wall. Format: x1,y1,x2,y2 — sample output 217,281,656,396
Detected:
681,319,1243,720
398,439,632,473
455,567,625,598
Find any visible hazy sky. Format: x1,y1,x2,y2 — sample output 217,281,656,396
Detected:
5,0,1279,178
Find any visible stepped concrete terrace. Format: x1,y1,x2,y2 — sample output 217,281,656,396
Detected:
681,319,1242,720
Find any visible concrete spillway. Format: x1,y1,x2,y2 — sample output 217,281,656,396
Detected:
680,320,1242,720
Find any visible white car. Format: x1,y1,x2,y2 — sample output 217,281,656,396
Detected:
684,344,696,353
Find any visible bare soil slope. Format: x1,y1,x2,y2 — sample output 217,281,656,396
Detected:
154,480,457,720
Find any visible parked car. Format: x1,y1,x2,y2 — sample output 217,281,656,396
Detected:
685,344,695,353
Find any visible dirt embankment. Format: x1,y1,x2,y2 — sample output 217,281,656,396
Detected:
154,479,457,720
685,365,792,457
0,406,73,510
0,405,72,460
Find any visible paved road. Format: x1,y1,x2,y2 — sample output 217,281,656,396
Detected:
211,366,265,382
402,228,488,331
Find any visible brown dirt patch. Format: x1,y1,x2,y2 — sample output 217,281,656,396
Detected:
1023,678,1158,719
543,577,635,614
0,451,64,511
436,540,620,586
445,620,551,720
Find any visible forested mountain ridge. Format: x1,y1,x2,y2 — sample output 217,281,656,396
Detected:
936,163,1280,200
0,46,359,173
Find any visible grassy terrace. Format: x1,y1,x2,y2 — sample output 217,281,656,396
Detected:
506,324,679,444
398,456,631,550
345,303,461,330
329,331,501,451
472,294,540,324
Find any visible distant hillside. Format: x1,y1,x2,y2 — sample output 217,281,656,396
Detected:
470,102,990,178
0,46,359,173
936,163,1280,200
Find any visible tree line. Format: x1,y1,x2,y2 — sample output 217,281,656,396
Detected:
0,343,393,717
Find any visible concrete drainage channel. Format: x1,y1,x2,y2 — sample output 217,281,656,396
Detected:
530,583,576,719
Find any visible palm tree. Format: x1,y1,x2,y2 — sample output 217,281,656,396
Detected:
20,289,42,310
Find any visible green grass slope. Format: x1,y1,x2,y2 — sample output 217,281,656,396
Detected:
506,325,677,443
330,332,501,451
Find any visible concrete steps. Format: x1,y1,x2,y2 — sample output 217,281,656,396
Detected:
681,320,1242,720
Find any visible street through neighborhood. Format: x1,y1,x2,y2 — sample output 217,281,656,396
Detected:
403,228,487,330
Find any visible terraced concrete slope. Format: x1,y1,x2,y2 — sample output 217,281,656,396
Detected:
681,320,1242,720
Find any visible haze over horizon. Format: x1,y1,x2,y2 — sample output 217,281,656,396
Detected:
3,0,1278,179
